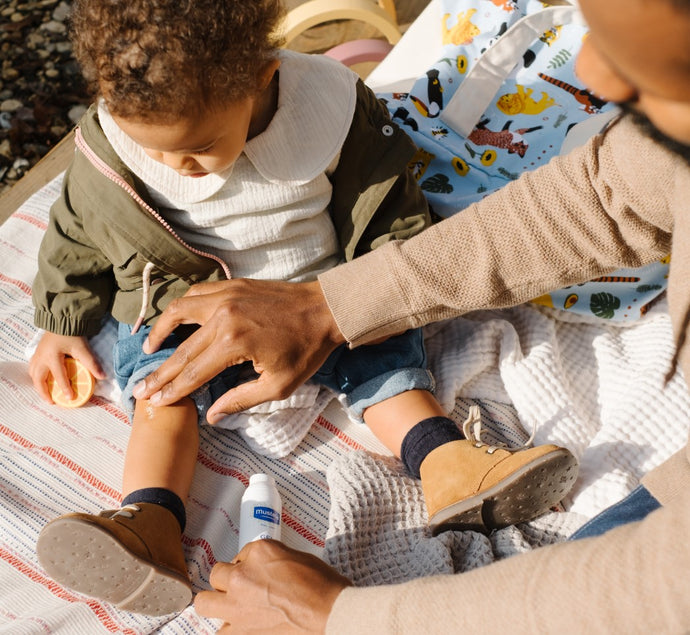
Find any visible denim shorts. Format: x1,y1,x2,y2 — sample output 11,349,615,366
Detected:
114,323,434,421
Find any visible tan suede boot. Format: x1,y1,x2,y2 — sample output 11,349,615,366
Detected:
420,409,578,534
36,503,192,615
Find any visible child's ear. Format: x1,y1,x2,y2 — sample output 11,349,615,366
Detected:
258,59,281,91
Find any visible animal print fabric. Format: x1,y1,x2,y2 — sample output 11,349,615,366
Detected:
378,0,669,321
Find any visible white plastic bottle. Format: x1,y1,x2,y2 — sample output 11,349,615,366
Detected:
238,473,282,551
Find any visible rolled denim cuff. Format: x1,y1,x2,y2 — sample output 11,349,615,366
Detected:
346,367,435,419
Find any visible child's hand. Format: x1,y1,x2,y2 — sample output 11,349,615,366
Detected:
29,333,106,404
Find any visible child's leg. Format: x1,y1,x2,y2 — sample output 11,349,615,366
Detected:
364,389,578,535
362,388,448,456
35,397,197,616
122,397,199,514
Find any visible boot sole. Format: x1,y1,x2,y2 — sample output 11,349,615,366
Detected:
429,448,578,535
36,516,192,615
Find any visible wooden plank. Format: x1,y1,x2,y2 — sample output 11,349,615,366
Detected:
0,130,74,224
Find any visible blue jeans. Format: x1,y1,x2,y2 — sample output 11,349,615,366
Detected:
570,485,661,540
312,328,434,417
114,323,434,420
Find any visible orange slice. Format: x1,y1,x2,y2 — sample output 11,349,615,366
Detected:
47,357,95,408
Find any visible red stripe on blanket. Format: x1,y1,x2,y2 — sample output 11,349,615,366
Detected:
0,424,120,500
182,534,217,567
282,513,325,548
315,415,364,450
91,395,130,424
11,212,48,231
40,446,121,500
195,454,247,483
0,272,32,296
1,549,140,634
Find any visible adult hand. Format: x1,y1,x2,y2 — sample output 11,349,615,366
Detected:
132,279,345,422
194,540,352,634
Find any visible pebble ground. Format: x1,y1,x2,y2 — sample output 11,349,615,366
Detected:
0,0,427,197
0,0,89,196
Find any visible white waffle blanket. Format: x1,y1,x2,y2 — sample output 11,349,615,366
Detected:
1,174,688,632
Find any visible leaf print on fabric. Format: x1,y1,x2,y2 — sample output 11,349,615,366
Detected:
421,173,454,194
590,292,621,319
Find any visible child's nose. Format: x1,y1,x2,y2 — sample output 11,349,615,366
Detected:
163,153,196,171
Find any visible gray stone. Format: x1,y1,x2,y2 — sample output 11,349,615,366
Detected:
1,68,20,82
68,104,87,124
52,1,70,21
39,20,67,35
0,139,12,159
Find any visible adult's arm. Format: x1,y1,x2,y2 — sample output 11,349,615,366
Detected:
136,117,674,413
193,482,690,632
326,484,690,632
320,116,673,346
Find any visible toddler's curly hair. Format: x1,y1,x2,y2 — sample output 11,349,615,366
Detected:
70,0,285,121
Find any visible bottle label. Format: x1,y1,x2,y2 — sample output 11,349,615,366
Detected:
253,506,280,525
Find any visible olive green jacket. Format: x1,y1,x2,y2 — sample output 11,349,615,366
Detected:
33,80,430,337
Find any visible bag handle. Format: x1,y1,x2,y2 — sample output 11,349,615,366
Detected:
440,5,583,137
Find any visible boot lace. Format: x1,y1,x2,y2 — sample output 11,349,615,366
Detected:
461,405,536,454
109,504,141,520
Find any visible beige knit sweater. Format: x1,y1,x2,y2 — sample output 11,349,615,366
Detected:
320,115,690,632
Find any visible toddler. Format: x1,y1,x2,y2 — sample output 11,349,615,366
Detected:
30,0,577,616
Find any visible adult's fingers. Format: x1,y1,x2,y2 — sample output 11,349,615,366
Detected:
205,372,303,422
208,561,236,591
194,589,235,625
133,319,245,404
142,291,219,354
194,562,239,623
135,278,345,412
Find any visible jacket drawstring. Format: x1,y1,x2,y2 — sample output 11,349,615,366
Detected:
130,262,155,335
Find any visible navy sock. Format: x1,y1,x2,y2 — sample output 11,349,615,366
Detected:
400,416,464,479
122,487,187,532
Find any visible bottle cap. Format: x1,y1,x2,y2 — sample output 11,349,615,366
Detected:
249,473,275,486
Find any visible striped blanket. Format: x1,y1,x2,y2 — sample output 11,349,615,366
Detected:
2,174,689,633
1,176,374,633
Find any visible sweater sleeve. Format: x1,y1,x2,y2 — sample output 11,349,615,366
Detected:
326,487,690,633
319,116,675,346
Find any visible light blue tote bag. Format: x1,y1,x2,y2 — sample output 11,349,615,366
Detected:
379,0,669,321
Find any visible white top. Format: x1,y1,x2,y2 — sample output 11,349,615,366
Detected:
99,50,359,282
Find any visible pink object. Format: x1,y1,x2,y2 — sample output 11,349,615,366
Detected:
325,38,394,66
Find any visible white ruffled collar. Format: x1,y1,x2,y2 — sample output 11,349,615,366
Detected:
98,50,358,205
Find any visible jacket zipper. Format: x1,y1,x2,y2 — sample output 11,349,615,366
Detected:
74,127,233,280
75,127,233,333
